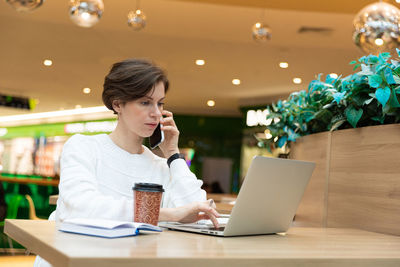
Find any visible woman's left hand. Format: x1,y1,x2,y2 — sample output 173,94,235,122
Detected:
159,110,180,158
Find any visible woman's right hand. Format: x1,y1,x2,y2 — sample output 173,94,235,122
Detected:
159,200,220,228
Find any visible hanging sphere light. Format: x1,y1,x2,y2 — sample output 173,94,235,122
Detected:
69,0,104,28
127,9,146,30
6,0,44,12
353,2,400,54
252,22,272,42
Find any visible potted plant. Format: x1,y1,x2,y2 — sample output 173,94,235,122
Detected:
260,51,400,236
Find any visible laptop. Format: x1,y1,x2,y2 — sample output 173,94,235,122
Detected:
160,156,315,237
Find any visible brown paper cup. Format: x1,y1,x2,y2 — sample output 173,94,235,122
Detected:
133,183,164,225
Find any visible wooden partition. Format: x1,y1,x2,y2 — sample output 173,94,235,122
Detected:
290,124,400,235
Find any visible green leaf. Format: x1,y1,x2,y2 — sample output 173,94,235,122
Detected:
380,52,391,60
277,136,287,148
333,92,345,104
345,106,363,128
384,68,396,85
371,115,385,124
359,56,367,64
389,88,400,107
330,119,346,131
368,75,382,88
359,64,374,75
353,64,361,71
367,55,379,64
364,98,374,105
397,48,400,57
375,87,391,107
376,64,386,73
393,75,400,84
391,60,400,68
349,60,357,65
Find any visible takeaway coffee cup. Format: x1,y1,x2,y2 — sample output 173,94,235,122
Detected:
132,183,164,225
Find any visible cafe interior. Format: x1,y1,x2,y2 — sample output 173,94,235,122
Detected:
1,0,400,266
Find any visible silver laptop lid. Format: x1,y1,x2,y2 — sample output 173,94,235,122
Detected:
223,156,315,236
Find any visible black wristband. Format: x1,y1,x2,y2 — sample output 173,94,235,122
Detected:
167,153,184,168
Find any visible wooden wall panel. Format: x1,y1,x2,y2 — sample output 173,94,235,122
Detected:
290,131,329,227
327,124,400,235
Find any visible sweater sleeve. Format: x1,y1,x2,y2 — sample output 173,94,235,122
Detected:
162,158,207,208
56,135,133,223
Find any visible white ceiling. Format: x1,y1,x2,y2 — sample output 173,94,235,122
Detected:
0,0,388,118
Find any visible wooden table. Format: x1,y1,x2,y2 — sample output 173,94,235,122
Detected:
5,219,400,267
0,176,59,187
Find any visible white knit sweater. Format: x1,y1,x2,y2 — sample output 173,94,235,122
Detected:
34,133,206,267
55,133,206,223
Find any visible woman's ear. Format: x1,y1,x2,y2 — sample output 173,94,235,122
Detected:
112,100,122,114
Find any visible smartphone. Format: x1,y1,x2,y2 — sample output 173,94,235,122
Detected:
149,123,164,149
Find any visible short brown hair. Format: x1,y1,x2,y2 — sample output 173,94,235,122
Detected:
102,59,169,114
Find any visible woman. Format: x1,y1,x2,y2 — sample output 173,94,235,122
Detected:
34,59,219,267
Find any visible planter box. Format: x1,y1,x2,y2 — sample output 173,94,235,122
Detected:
290,124,400,236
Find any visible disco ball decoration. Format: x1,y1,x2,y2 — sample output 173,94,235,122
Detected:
6,0,44,12
353,2,400,54
127,9,146,30
252,22,272,42
69,0,104,28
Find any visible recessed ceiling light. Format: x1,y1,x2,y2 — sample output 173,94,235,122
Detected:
43,59,52,66
279,62,289,69
293,78,302,84
207,100,215,107
83,87,91,94
375,38,384,46
232,79,241,85
329,73,338,79
75,105,82,109
195,59,205,66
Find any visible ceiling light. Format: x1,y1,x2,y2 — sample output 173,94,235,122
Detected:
374,38,384,46
75,105,82,109
83,87,91,94
329,73,338,79
293,78,302,84
43,59,52,66
69,0,104,28
0,106,109,123
232,79,241,85
207,100,215,107
279,62,289,69
195,59,205,66
6,0,44,12
252,22,272,42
